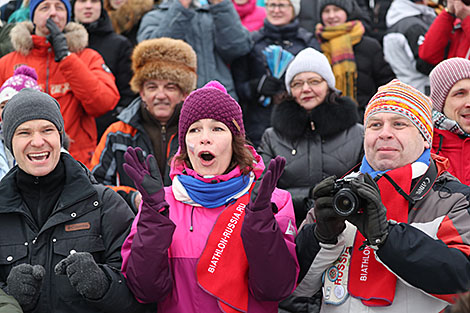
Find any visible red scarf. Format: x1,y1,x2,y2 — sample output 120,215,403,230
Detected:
348,165,412,306
196,189,252,313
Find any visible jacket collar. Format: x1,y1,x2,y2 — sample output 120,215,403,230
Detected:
10,21,88,56
271,95,359,139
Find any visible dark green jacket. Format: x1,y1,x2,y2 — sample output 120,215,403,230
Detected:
0,289,21,313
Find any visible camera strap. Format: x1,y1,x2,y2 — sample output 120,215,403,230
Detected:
380,160,437,206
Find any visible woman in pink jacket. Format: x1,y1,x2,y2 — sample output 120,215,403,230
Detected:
120,81,299,313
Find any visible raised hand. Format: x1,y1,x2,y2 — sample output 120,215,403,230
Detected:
249,156,286,211
46,18,70,62
6,264,45,311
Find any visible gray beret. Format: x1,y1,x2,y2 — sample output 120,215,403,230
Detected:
2,88,64,152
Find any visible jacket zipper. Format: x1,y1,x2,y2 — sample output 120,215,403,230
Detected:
162,125,167,165
46,47,51,93
189,206,194,232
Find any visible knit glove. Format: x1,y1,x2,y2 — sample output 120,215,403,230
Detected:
6,264,45,312
256,74,283,97
55,252,110,300
46,17,70,62
347,174,389,248
123,147,168,214
249,156,285,211
312,176,346,244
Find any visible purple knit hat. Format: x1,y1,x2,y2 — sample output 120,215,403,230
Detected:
0,65,41,104
179,81,245,153
430,57,470,112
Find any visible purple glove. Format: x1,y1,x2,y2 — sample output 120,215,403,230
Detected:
249,156,286,211
123,147,168,212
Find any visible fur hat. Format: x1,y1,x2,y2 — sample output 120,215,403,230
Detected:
365,79,433,147
30,0,72,22
2,88,64,153
319,0,353,17
130,37,197,95
430,57,470,113
285,47,336,94
0,65,41,104
178,81,244,153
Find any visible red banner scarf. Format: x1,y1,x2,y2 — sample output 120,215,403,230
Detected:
196,188,253,313
348,165,412,306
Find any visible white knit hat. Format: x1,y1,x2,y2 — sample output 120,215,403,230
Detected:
285,47,336,94
430,57,470,112
290,0,300,16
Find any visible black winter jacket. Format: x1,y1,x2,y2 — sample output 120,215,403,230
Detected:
0,153,153,313
83,10,135,138
232,18,320,147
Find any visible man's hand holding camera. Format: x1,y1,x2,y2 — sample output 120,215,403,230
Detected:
347,174,389,248
312,176,347,245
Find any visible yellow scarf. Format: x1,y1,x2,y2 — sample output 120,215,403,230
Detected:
315,21,365,101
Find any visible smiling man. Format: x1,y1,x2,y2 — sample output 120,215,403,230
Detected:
0,0,120,168
90,37,197,211
0,88,152,313
294,79,470,312
430,57,470,185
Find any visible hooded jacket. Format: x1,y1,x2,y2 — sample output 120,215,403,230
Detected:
258,96,364,227
0,153,151,313
295,155,470,312
0,21,120,168
137,0,253,100
383,0,435,93
419,10,470,65
121,146,299,312
90,97,179,210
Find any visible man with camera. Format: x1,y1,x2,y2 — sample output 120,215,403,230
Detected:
293,79,470,312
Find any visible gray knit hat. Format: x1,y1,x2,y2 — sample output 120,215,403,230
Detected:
285,47,336,94
319,0,353,17
2,88,64,152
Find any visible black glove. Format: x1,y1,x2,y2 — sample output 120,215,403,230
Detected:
347,173,389,247
6,264,45,311
55,252,110,300
312,176,346,244
123,147,168,214
256,74,283,97
249,156,285,211
46,17,70,62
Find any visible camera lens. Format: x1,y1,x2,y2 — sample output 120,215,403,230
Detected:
333,189,358,216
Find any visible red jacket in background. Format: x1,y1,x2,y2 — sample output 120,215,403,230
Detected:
0,22,119,167
419,10,470,65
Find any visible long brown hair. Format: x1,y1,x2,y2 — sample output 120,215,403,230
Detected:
173,135,256,176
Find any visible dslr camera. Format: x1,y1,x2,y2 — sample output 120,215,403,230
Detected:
331,176,364,217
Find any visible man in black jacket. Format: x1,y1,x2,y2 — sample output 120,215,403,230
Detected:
0,88,152,313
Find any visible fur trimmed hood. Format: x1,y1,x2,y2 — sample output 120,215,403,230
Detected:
10,21,88,56
271,95,359,139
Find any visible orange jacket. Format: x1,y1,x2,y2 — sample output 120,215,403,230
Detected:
0,22,119,167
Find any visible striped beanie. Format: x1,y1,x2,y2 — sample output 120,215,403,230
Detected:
430,57,470,113
364,79,433,146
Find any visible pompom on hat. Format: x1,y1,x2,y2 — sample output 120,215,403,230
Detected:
429,57,470,113
0,65,41,105
285,47,337,94
364,79,433,147
130,37,197,95
178,81,245,153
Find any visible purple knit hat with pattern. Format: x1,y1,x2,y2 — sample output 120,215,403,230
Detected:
0,66,41,104
430,57,470,112
179,81,245,153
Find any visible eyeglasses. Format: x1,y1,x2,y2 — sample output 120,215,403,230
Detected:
290,78,325,90
265,2,291,10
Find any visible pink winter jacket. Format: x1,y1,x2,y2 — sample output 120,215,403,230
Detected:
121,147,299,312
233,0,266,32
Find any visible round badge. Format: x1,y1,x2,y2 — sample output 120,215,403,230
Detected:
334,285,345,299
327,266,339,282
